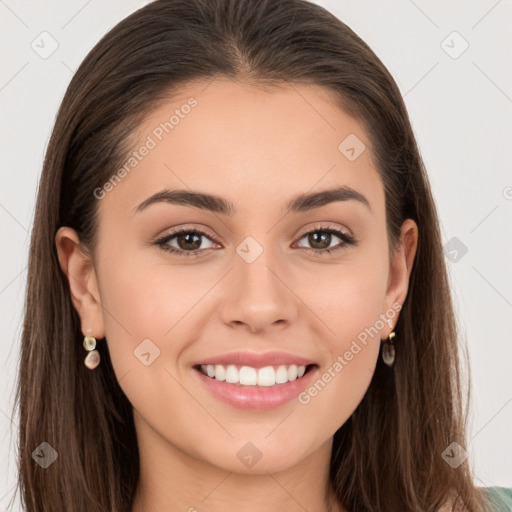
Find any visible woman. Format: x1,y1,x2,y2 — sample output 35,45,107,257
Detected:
12,0,506,510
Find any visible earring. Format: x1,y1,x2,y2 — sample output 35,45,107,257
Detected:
382,318,396,367
83,335,100,370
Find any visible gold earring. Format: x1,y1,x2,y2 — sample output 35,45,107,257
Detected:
382,325,396,367
83,335,100,370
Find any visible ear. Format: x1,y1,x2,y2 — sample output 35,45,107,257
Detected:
55,226,105,339
381,218,418,337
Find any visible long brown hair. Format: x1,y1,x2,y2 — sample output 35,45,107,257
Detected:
12,0,487,510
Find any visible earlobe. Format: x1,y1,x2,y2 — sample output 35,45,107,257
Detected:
55,226,105,338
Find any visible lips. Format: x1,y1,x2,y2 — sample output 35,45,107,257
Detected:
193,361,320,410
192,350,317,369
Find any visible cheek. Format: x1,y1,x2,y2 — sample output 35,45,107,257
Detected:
96,246,224,386
98,244,204,334
93,248,172,374
95,253,204,427
295,275,385,431
299,252,389,345
293,251,388,411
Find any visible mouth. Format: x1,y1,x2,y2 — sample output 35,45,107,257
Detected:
193,362,320,410
193,363,318,387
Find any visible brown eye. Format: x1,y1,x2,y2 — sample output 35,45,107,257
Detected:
295,227,357,254
306,231,333,250
155,228,218,257
175,232,203,251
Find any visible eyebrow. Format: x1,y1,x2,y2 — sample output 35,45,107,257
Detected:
133,185,371,216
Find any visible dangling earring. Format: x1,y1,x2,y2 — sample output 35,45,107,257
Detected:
382,319,396,367
83,335,100,370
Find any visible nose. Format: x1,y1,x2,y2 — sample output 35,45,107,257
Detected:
219,243,298,334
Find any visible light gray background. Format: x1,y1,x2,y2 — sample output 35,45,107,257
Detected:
1,0,511,509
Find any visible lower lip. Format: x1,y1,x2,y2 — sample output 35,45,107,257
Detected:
193,365,319,410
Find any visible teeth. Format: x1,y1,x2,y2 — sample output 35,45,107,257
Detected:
239,366,257,385
214,364,226,381
226,365,239,384
257,366,275,386
199,364,309,386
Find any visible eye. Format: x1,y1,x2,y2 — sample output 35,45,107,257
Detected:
155,228,219,257
154,225,357,258
293,225,357,255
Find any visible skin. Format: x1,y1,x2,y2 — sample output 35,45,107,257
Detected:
56,78,418,512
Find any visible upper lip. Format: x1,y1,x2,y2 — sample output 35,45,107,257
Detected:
192,351,317,369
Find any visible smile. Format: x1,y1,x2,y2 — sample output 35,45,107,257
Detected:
197,363,312,386
193,363,319,410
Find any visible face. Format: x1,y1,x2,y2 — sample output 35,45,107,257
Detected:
58,78,417,476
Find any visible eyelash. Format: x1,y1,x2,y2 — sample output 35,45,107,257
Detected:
154,225,357,258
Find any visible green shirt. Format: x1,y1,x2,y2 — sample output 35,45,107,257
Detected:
481,487,512,511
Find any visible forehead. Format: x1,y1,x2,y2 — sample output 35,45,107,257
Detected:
98,78,384,220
